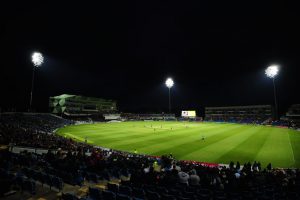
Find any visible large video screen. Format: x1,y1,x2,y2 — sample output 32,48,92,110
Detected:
181,110,196,117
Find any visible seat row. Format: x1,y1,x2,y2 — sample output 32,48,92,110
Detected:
22,167,64,191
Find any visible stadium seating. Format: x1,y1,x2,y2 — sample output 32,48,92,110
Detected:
1,112,300,200
286,104,300,128
205,105,273,125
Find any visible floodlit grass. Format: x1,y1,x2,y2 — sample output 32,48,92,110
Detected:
56,121,300,168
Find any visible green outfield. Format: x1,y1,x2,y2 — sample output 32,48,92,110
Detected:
56,121,300,168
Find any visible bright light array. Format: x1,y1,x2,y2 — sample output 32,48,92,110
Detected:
265,65,279,78
32,52,44,67
165,78,174,88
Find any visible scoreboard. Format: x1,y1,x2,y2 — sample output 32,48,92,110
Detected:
181,110,196,118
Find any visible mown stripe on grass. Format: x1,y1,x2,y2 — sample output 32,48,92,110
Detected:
136,124,247,157
103,124,230,149
103,128,205,149
288,130,300,168
72,129,140,139
255,128,294,168
216,126,269,165
181,126,262,163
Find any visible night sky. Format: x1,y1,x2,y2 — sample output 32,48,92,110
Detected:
1,1,299,116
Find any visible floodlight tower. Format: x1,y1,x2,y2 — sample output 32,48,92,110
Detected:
29,52,44,111
165,78,174,113
265,65,279,120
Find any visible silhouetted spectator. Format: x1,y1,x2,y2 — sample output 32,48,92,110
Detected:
267,163,272,170
189,169,200,185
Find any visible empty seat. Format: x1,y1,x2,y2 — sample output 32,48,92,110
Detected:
23,179,36,195
116,194,131,200
132,187,145,199
183,191,196,199
156,186,168,194
15,175,24,188
161,193,176,200
42,173,53,189
89,187,102,200
177,197,192,200
102,190,116,200
119,185,132,196
52,176,64,191
168,188,182,196
146,191,160,200
107,183,119,193
62,193,79,200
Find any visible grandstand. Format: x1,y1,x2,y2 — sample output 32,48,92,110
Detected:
286,104,300,128
49,94,117,116
205,105,273,123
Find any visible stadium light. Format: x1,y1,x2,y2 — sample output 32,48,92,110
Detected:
165,78,174,113
265,65,279,78
29,52,44,111
265,65,279,120
32,52,44,67
165,78,174,88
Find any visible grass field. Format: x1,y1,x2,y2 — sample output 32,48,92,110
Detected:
56,121,300,168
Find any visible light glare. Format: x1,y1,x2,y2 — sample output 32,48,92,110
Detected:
265,65,279,78
32,52,44,67
165,78,174,88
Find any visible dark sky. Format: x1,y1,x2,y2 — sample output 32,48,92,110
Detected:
0,1,299,116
